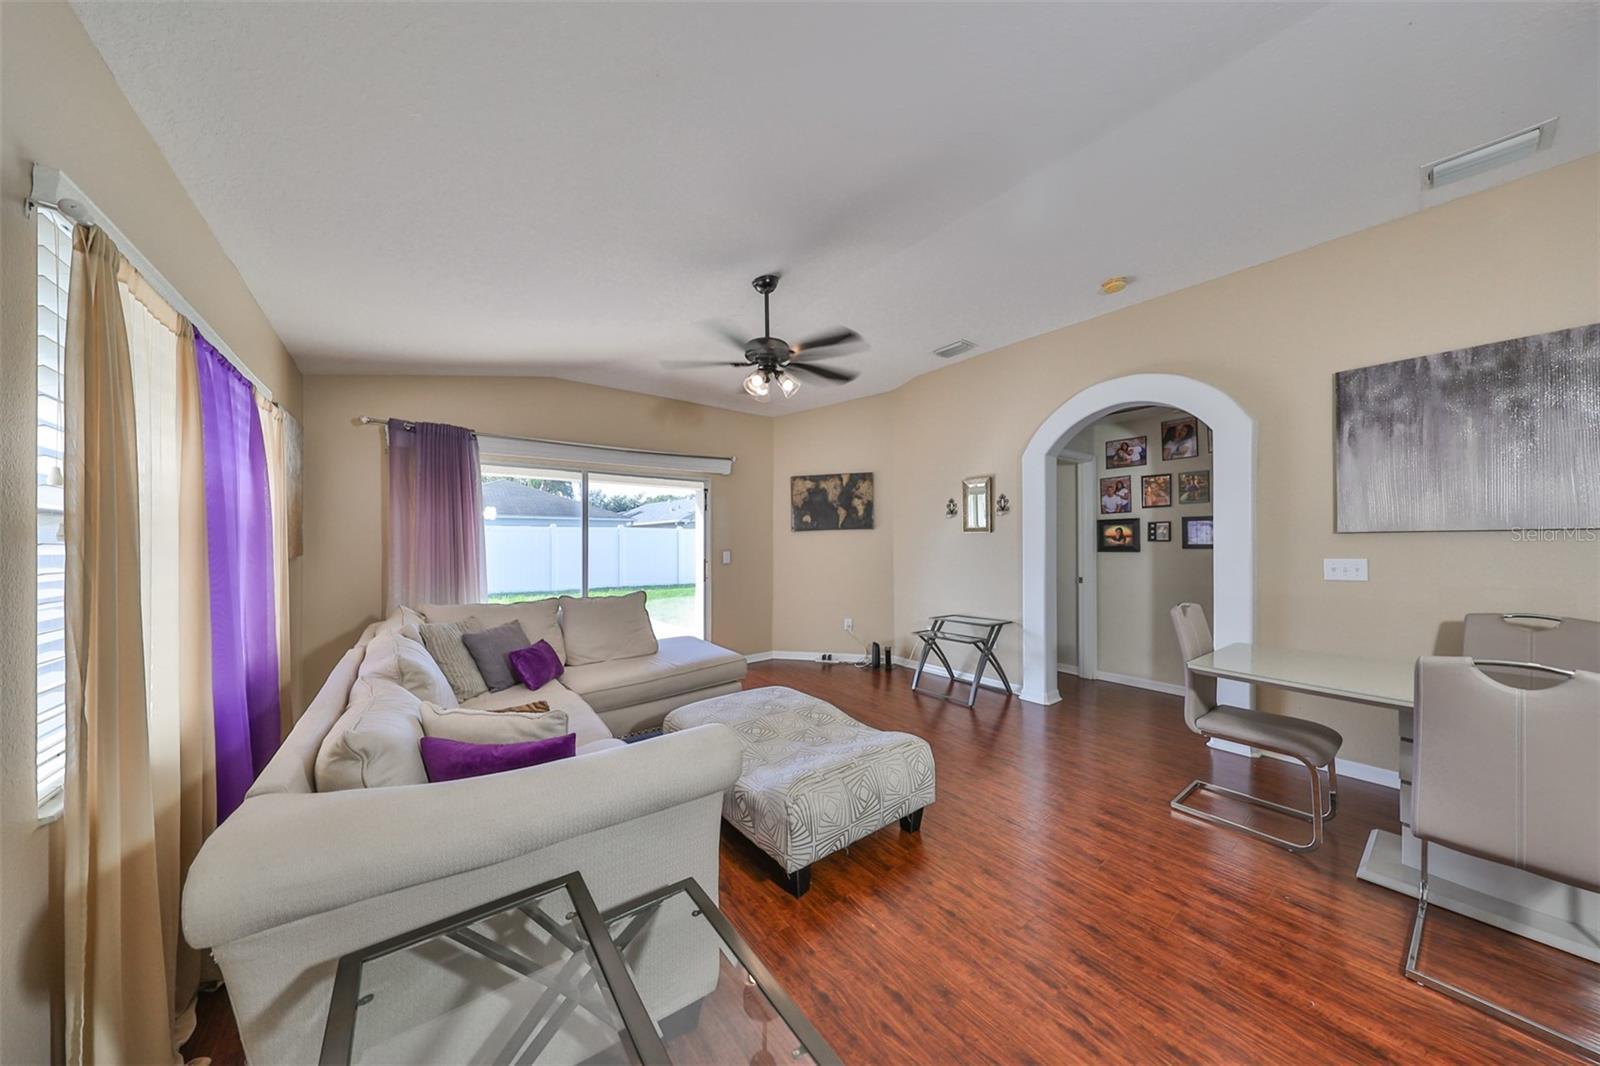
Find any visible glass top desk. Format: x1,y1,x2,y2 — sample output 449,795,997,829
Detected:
910,614,1013,707
1186,642,1600,963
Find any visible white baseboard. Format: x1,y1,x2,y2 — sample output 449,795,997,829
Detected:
748,650,871,665
1091,670,1188,699
1206,738,1400,790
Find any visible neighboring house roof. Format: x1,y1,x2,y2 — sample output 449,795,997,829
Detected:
621,497,697,527
482,480,580,518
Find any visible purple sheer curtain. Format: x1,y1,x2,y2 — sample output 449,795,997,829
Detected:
386,420,486,610
196,333,281,820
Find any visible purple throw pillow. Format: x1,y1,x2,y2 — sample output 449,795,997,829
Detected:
508,639,564,691
419,732,576,783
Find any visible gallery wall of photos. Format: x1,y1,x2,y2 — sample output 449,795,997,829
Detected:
1096,412,1213,553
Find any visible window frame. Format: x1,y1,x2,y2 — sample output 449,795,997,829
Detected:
35,206,72,820
480,462,710,639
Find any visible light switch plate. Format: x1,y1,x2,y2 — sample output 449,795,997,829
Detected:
1323,558,1368,581
721,549,732,565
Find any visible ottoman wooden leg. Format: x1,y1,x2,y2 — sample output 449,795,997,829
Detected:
785,866,811,898
900,808,924,833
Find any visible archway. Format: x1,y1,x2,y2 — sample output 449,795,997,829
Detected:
1019,374,1256,705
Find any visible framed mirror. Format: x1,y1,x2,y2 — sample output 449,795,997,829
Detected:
963,475,994,532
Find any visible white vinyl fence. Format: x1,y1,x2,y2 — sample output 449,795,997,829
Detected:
486,523,698,595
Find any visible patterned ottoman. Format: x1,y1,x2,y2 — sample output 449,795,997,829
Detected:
664,686,935,897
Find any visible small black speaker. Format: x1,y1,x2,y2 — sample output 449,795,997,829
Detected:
869,642,882,669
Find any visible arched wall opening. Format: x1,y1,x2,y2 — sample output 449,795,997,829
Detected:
1019,374,1256,705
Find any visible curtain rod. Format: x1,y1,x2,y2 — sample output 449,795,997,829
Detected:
29,165,273,402
357,416,736,465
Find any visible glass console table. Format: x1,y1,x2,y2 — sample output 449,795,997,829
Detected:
319,872,840,1066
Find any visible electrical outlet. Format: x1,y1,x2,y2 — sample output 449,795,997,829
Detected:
843,617,854,632
1323,558,1369,582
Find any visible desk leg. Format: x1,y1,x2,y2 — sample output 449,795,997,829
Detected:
965,652,989,708
911,639,934,690
985,645,1014,697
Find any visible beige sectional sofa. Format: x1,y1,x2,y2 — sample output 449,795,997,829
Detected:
181,598,748,1064
415,596,749,736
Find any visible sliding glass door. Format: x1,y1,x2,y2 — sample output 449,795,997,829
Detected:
585,473,704,639
480,464,705,640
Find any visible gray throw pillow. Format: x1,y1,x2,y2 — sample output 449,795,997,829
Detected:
415,617,488,702
461,619,530,692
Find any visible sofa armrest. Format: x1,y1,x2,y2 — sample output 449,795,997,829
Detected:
183,724,741,948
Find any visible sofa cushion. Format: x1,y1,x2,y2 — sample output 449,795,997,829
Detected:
413,617,488,702
559,591,658,665
314,677,427,791
358,631,454,707
419,600,566,664
560,636,747,714
421,700,571,744
461,681,613,746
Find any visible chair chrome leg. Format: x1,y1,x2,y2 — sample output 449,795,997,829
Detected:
1324,759,1338,821
1403,841,1600,1061
1170,749,1329,853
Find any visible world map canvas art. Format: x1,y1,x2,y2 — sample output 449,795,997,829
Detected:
1334,323,1599,532
791,473,875,531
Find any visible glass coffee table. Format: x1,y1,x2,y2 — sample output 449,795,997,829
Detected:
319,872,840,1066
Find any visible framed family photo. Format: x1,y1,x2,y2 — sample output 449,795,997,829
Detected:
1161,416,1200,461
1178,470,1210,504
1099,476,1132,514
1141,474,1172,508
1182,515,1214,549
1104,435,1148,469
1097,518,1140,552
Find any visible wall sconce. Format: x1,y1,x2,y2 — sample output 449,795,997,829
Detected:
996,493,1011,516
945,498,958,518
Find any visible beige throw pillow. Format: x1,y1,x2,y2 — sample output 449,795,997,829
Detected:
558,591,658,665
412,617,488,702
420,599,566,664
359,630,455,707
420,701,572,744
315,678,428,791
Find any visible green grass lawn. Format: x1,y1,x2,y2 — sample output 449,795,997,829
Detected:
488,585,699,637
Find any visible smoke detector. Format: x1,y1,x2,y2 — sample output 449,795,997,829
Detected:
932,339,976,359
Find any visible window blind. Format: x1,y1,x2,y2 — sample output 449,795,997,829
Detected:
36,208,71,813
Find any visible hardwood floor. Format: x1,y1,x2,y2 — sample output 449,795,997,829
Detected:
185,663,1594,1064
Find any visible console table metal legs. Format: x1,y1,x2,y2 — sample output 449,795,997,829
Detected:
910,615,1013,707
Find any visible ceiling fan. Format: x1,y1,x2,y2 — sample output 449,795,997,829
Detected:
664,274,865,402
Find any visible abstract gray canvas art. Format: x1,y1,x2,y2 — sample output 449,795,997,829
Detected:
1335,323,1600,532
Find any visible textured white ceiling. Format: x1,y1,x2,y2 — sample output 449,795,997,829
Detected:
74,2,1598,414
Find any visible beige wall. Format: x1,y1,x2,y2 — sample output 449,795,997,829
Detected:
770,396,896,654
0,4,303,1061
298,375,775,694
780,155,1600,770
1091,410,1214,687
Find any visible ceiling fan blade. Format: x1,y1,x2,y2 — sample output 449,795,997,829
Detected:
787,362,857,384
662,359,749,370
794,327,862,353
701,320,751,350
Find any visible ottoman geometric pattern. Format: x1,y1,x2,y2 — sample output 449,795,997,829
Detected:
665,686,935,891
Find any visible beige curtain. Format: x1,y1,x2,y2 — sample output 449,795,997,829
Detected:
64,228,214,1065
255,395,294,731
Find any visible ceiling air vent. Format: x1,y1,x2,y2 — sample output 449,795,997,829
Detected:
932,339,976,359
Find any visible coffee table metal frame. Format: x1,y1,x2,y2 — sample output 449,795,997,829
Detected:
320,872,842,1066
319,870,666,1066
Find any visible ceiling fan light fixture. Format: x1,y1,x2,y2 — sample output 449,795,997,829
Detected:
776,370,801,398
742,369,771,401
